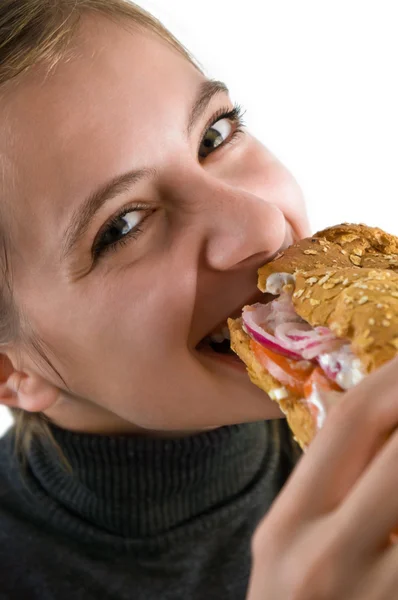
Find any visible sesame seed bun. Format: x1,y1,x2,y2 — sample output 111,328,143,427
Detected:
229,223,398,449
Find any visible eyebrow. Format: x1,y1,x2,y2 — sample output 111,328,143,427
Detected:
187,79,229,136
61,79,229,260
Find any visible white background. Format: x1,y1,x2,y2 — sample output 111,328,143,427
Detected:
1,0,398,435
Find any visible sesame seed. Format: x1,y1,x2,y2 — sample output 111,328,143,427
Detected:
368,318,375,325
350,255,362,266
306,277,318,285
341,234,360,243
304,249,318,255
318,273,332,285
358,296,368,304
382,320,390,327
293,289,304,298
353,283,369,289
309,299,320,306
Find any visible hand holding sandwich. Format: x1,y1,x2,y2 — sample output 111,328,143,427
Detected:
247,354,398,599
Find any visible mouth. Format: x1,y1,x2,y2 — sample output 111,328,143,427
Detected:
196,291,273,358
195,224,296,362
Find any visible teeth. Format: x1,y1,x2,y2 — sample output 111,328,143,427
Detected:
208,325,231,344
209,327,231,344
222,327,231,341
210,333,225,343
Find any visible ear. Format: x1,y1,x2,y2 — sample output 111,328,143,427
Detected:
0,353,59,413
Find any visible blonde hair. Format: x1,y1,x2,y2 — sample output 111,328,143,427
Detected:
0,0,201,464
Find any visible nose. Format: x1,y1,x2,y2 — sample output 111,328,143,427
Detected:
195,179,291,271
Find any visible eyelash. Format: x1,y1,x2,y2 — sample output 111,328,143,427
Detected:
199,102,246,156
92,102,246,261
92,204,150,260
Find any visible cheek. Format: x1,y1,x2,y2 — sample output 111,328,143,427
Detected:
216,136,301,205
27,253,196,376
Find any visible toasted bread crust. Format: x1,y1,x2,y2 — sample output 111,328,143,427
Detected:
259,223,398,373
229,224,398,449
228,317,317,449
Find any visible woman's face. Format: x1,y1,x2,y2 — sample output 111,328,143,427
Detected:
0,15,310,434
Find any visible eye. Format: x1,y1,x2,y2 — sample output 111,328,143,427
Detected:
199,104,246,159
199,117,233,158
93,207,149,260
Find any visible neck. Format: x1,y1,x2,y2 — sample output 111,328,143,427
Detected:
44,395,216,437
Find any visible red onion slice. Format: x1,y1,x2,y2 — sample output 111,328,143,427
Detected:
242,295,344,362
242,305,303,360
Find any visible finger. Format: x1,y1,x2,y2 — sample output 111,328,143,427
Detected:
274,355,398,520
332,427,398,553
350,543,398,600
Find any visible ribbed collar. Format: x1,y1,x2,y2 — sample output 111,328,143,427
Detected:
25,421,272,541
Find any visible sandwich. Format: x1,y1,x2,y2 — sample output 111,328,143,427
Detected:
228,223,398,450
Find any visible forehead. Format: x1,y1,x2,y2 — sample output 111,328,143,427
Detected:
0,14,202,244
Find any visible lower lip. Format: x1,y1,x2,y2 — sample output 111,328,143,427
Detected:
196,345,248,372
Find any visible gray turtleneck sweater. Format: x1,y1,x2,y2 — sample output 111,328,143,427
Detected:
0,420,298,599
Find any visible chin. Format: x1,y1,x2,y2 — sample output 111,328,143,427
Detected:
180,366,284,430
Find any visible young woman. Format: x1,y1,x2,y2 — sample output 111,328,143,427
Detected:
1,1,398,598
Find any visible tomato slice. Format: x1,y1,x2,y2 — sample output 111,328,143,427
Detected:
303,367,342,399
250,339,314,396
303,367,343,425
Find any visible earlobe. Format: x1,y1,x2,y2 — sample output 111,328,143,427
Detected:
7,372,59,413
0,354,59,413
